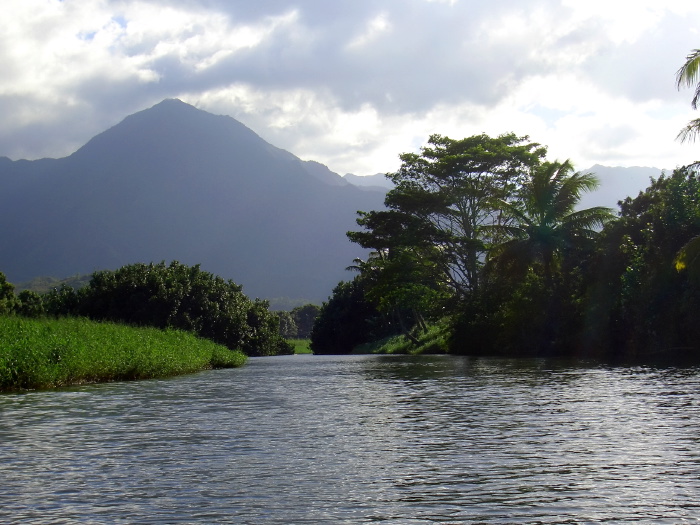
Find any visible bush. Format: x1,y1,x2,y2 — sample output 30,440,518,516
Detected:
43,261,288,356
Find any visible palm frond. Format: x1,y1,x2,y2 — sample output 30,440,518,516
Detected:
677,49,700,108
552,168,599,219
677,118,700,143
563,206,614,231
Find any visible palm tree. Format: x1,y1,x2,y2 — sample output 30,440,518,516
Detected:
676,48,700,143
487,160,614,284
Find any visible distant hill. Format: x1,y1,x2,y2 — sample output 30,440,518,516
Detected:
578,164,664,211
343,172,394,190
342,165,664,210
0,99,385,303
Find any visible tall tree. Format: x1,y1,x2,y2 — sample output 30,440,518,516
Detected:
592,166,700,355
349,133,547,298
676,48,700,143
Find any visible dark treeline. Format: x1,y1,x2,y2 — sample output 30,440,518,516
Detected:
311,133,700,360
0,261,292,357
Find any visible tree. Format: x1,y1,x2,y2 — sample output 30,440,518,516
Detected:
676,48,700,143
290,304,320,339
0,272,16,315
310,278,396,354
487,160,613,284
591,166,700,355
471,161,613,355
349,133,547,298
276,310,298,339
16,290,45,318
675,235,700,283
45,261,290,356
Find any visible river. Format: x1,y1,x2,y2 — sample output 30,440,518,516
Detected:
1,354,699,523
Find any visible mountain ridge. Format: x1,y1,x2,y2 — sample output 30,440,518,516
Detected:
0,99,385,303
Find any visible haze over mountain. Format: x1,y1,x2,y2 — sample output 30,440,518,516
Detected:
0,99,385,303
343,165,665,213
576,164,664,211
343,173,394,190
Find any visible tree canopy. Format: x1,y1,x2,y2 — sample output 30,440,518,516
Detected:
318,131,699,359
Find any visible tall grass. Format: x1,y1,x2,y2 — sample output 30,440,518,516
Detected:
0,316,246,392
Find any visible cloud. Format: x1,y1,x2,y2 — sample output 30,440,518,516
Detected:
0,0,699,173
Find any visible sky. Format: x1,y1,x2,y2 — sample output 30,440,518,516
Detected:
2,0,700,176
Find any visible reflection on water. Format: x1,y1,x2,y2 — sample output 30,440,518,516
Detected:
1,355,699,523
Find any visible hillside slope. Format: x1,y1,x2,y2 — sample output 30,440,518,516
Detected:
0,99,385,302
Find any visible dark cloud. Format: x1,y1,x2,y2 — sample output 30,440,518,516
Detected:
107,0,565,112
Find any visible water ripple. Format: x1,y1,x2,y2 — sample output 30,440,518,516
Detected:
1,355,699,523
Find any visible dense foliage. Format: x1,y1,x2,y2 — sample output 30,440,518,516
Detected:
276,304,321,339
310,278,400,354
3,261,292,357
315,131,700,360
587,167,700,357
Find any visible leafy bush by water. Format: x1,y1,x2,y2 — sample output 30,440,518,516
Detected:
0,316,246,391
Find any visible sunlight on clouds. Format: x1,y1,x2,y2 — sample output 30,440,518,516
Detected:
183,65,700,177
119,6,297,71
500,75,698,168
1,0,699,173
482,8,601,69
346,12,392,49
562,0,667,44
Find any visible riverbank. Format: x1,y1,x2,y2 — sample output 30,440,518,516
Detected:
352,323,450,355
0,316,246,392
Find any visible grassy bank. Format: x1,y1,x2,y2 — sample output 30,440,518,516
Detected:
353,323,451,355
289,339,312,354
0,316,247,392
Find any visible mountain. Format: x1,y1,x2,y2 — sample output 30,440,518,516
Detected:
343,172,394,190
0,99,385,303
342,165,664,209
577,164,664,211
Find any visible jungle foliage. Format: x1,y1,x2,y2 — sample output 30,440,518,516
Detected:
312,133,700,360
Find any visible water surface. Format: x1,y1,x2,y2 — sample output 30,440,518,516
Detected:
1,355,699,523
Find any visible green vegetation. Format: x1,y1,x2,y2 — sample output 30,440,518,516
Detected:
275,304,321,340
39,261,292,357
310,51,700,359
0,316,246,391
676,48,700,143
289,339,312,354
312,128,700,359
354,323,450,355
0,260,293,391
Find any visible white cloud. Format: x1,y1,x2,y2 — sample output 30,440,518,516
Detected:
346,12,392,49
0,0,699,173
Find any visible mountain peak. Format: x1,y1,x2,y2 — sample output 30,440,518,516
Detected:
71,98,263,164
0,100,386,301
